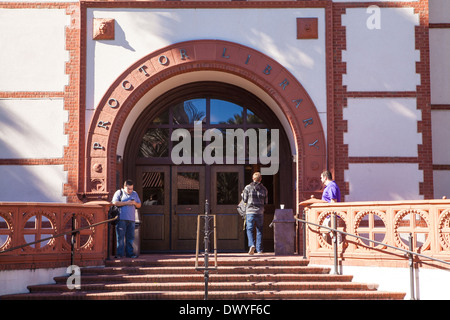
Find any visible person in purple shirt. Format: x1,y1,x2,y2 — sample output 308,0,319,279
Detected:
321,170,341,203
320,170,342,243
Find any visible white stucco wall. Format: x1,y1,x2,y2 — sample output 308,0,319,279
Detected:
0,267,68,296
344,98,421,157
432,110,450,199
0,165,67,202
432,110,450,164
0,99,68,159
341,7,423,201
345,163,423,201
342,7,420,91
433,170,450,200
430,29,450,104
429,0,450,201
0,9,69,91
429,0,450,24
0,8,70,202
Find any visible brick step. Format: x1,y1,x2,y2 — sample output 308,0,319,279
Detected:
79,265,331,275
28,281,377,293
53,273,354,284
1,290,406,300
105,257,309,268
0,254,406,300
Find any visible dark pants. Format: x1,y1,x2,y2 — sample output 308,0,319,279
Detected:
116,219,135,257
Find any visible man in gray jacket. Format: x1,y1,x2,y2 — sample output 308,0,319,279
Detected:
242,172,268,255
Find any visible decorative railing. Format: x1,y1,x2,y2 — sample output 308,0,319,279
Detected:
301,198,450,269
0,202,111,270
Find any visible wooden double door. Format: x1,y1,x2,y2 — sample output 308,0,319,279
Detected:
136,165,247,252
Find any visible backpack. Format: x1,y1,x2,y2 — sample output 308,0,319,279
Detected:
237,199,247,219
108,189,123,225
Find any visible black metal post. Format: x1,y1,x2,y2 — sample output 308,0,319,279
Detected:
332,213,339,275
71,213,76,266
302,209,307,259
409,233,416,300
107,219,111,260
203,200,210,300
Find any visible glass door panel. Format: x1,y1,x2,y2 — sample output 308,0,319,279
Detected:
137,166,170,251
172,166,205,251
211,166,245,251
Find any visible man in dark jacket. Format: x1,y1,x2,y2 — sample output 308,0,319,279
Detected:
242,172,268,255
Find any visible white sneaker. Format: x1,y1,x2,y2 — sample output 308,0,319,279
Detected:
248,246,256,255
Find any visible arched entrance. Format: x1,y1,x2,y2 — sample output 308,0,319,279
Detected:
84,39,327,252
124,82,292,252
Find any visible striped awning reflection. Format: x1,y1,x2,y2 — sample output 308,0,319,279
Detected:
142,172,164,188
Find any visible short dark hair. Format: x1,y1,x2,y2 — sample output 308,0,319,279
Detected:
124,179,134,186
321,170,333,180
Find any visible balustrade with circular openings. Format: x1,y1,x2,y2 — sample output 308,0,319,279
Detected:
304,200,450,267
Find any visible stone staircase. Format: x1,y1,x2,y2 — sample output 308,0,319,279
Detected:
1,253,406,300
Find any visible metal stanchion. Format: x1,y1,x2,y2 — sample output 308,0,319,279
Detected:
332,213,339,274
302,210,307,259
71,214,76,266
408,233,416,300
195,200,217,300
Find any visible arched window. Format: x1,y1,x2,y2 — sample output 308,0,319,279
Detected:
137,97,269,162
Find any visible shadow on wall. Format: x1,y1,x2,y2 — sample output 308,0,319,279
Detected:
0,101,68,203
0,165,67,202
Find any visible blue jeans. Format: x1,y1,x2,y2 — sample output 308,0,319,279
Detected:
116,220,135,257
246,214,263,252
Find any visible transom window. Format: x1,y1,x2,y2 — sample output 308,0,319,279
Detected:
138,98,268,160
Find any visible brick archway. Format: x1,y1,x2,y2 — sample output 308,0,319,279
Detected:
84,39,326,206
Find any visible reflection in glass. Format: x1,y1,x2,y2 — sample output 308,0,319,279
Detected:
172,128,207,160
152,109,169,124
139,128,169,158
138,98,270,159
173,99,206,125
142,172,164,205
247,109,263,124
177,172,200,205
211,100,243,125
216,172,239,205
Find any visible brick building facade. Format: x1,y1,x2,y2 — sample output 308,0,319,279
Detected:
0,0,449,252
